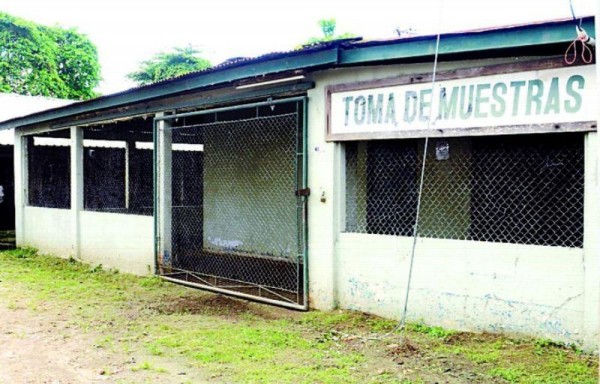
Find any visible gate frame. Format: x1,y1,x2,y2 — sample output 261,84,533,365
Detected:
152,97,309,310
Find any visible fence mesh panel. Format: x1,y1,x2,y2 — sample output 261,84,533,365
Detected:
158,106,305,306
27,130,71,209
345,133,584,248
82,119,154,215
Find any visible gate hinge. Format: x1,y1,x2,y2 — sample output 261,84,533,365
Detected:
295,188,311,197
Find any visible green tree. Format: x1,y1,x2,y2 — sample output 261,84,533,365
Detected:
127,45,212,86
44,26,101,100
0,12,100,100
300,18,357,47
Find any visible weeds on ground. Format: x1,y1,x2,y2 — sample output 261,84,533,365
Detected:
0,248,597,384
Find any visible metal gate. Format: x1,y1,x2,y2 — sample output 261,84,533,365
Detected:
154,98,308,309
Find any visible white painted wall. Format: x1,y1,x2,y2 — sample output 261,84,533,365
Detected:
307,59,597,351
21,207,72,257
79,211,154,275
19,207,154,275
336,234,584,344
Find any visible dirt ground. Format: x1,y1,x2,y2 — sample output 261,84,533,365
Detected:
0,249,596,384
0,305,209,384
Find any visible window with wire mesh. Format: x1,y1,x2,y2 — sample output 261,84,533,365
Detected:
83,117,153,215
27,130,71,209
345,133,584,248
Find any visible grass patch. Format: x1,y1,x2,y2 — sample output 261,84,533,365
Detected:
405,321,456,339
0,248,597,384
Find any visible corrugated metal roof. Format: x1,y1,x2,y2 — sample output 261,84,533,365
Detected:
0,93,73,144
0,16,593,131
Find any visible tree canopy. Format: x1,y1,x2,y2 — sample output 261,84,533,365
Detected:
0,12,101,100
127,45,212,86
300,18,357,47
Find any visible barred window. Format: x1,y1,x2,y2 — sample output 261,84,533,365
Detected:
83,118,153,215
345,133,584,248
27,130,71,209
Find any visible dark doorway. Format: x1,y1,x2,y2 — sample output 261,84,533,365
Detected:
0,145,15,250
0,145,14,230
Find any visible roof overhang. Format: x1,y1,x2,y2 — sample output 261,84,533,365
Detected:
0,16,593,131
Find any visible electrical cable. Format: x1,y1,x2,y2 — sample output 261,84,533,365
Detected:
366,0,445,342
397,15,443,336
565,0,595,65
569,0,581,26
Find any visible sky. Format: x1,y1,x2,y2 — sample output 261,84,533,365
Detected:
0,0,595,95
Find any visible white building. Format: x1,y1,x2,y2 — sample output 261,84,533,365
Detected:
1,17,597,351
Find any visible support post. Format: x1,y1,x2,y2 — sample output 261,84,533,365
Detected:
157,116,172,272
584,7,600,354
13,130,26,246
71,126,83,259
584,132,599,353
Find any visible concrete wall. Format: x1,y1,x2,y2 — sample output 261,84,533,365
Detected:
336,234,584,344
306,59,598,351
21,207,72,256
79,211,153,275
19,207,154,275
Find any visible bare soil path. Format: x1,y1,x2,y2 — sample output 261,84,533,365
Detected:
0,303,209,384
0,249,597,384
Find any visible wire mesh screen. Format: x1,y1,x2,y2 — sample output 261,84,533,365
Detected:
345,133,584,248
82,118,154,215
27,130,71,209
158,103,306,307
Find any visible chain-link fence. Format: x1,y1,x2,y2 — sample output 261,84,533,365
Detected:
345,133,584,248
27,129,71,209
82,118,154,215
158,102,306,307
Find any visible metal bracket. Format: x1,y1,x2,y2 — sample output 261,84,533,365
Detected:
295,188,311,197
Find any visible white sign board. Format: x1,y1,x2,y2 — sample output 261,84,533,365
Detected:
327,65,596,140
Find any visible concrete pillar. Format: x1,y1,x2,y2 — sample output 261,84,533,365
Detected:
306,87,338,310
13,130,26,246
590,7,600,354
70,126,83,259
584,132,600,352
157,115,172,272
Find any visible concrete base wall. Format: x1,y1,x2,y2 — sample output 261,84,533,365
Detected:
21,207,72,257
336,234,585,345
79,211,154,275
20,207,154,276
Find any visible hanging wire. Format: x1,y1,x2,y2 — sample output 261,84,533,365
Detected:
564,0,595,65
397,9,443,336
367,0,445,341
568,0,582,27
